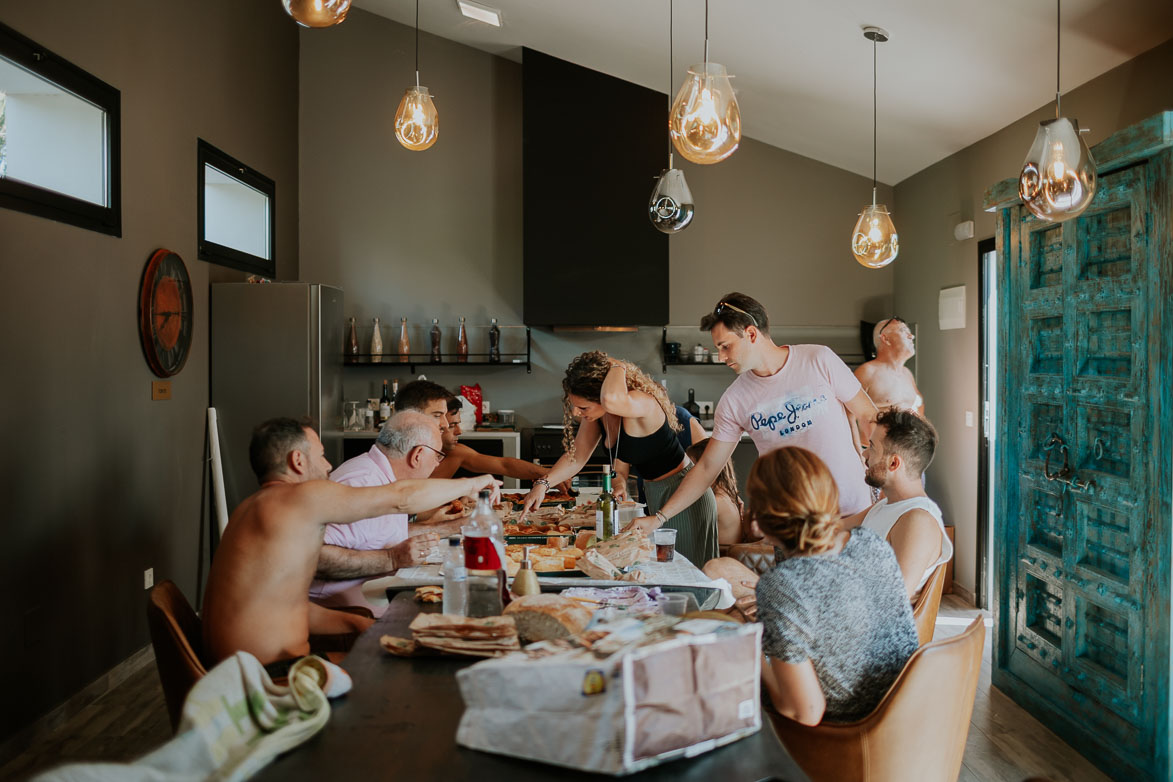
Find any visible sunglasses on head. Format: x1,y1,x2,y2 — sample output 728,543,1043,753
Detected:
715,301,759,329
879,317,907,337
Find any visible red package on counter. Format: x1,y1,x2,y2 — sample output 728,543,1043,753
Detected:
461,384,483,425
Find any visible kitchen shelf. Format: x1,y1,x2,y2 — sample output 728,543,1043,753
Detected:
344,327,532,373
660,327,726,372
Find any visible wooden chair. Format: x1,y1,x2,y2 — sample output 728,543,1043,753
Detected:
769,616,984,782
146,580,208,732
912,563,949,646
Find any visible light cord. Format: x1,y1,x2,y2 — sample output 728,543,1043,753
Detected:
872,34,878,205
1055,0,1061,118
415,0,420,87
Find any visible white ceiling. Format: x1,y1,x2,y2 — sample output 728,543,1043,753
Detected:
354,0,1173,185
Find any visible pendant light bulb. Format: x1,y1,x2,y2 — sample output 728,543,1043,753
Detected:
395,85,439,150
851,26,897,269
1017,3,1096,221
669,1,740,165
649,167,695,233
282,0,352,28
395,0,438,151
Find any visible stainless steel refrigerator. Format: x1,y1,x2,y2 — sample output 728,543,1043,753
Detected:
211,282,343,512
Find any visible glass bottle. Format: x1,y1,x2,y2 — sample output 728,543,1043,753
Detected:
463,489,509,616
488,318,501,363
379,380,391,425
347,317,359,358
596,469,619,541
442,536,468,616
390,379,399,413
397,317,410,363
430,318,443,363
370,317,383,363
457,316,469,363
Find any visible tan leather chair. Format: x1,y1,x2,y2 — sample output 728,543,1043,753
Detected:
912,563,949,646
769,616,984,782
147,580,208,732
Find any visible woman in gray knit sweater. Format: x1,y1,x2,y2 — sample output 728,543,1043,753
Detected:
750,447,917,725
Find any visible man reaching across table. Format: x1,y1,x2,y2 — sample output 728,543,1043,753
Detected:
631,292,878,537
203,417,499,666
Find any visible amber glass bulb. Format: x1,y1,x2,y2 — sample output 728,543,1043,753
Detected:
394,86,439,151
1019,117,1096,222
669,63,740,165
851,203,898,268
282,0,351,28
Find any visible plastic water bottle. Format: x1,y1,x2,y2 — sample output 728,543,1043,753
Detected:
442,536,468,616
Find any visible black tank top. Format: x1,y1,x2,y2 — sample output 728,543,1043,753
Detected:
609,415,686,481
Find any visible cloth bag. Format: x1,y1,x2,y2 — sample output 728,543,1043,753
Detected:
456,620,762,776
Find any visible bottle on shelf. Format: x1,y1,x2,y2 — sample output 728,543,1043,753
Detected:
397,317,410,363
463,489,509,616
596,468,619,541
347,317,359,357
371,317,384,363
430,318,443,363
488,317,501,363
684,388,701,418
441,536,468,616
391,379,399,413
379,379,392,425
457,316,469,363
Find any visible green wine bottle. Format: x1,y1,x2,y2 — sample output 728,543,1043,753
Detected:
596,469,619,541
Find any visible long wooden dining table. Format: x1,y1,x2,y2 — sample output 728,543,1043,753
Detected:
255,592,811,781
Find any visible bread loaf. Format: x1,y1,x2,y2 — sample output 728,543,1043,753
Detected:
503,594,593,643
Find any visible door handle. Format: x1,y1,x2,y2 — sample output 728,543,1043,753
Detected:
1042,433,1092,491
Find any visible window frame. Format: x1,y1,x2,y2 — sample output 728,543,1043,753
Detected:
197,138,276,277
0,21,121,236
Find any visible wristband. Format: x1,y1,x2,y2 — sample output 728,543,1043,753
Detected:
655,510,668,525
533,477,550,489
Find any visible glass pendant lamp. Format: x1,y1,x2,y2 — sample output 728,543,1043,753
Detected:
851,27,898,269
282,0,352,28
669,0,740,165
650,0,695,233
1018,0,1096,222
395,0,439,151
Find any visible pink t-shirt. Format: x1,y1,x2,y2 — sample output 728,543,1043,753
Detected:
712,344,871,514
308,444,407,616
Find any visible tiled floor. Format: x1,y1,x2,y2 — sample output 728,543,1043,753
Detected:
0,595,1114,781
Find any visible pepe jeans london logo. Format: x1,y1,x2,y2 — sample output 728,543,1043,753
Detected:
749,390,830,439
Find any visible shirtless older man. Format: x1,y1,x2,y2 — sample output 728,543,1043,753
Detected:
203,417,499,665
855,317,924,414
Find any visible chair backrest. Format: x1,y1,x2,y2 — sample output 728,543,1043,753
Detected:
912,562,949,646
770,616,985,782
146,580,208,732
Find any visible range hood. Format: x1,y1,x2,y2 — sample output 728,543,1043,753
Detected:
521,48,669,328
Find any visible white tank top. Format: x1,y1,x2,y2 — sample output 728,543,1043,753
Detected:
861,496,952,595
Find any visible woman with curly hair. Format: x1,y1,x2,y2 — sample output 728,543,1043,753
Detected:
748,447,916,725
522,351,718,563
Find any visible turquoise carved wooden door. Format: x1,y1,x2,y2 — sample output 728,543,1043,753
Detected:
988,113,1173,782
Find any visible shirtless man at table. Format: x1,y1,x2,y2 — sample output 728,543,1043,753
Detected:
854,317,924,415
203,416,500,666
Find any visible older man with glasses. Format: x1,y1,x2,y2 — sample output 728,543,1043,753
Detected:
308,409,465,616
854,317,924,415
630,291,879,540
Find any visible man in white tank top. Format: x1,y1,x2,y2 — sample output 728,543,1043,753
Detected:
842,409,952,602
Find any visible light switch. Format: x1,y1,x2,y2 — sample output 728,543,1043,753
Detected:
151,380,172,400
965,410,974,428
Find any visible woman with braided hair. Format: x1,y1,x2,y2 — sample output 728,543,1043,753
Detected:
748,447,916,725
522,351,718,563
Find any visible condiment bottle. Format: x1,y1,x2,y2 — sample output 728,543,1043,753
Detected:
370,317,383,363
511,547,540,597
397,317,410,363
457,316,469,363
488,318,501,363
430,318,443,363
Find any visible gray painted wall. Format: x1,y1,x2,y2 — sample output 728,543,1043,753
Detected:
299,9,895,433
0,0,298,742
891,37,1173,598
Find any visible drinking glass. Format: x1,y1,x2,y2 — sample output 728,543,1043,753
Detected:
653,527,677,562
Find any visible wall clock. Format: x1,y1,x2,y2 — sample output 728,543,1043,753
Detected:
138,248,194,377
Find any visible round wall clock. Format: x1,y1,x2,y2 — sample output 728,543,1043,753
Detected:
138,248,194,377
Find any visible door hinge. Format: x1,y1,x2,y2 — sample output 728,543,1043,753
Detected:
983,401,991,438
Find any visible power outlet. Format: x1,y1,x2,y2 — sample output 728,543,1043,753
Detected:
696,400,715,417
965,411,975,428
143,567,154,590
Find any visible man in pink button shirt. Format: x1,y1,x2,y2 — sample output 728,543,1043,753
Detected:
309,410,457,615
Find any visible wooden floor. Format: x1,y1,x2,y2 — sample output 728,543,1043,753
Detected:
0,595,1112,782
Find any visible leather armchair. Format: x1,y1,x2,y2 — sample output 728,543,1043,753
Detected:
769,616,984,782
912,563,949,646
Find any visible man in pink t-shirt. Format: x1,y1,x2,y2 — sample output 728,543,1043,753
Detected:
632,293,879,537
308,410,456,615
